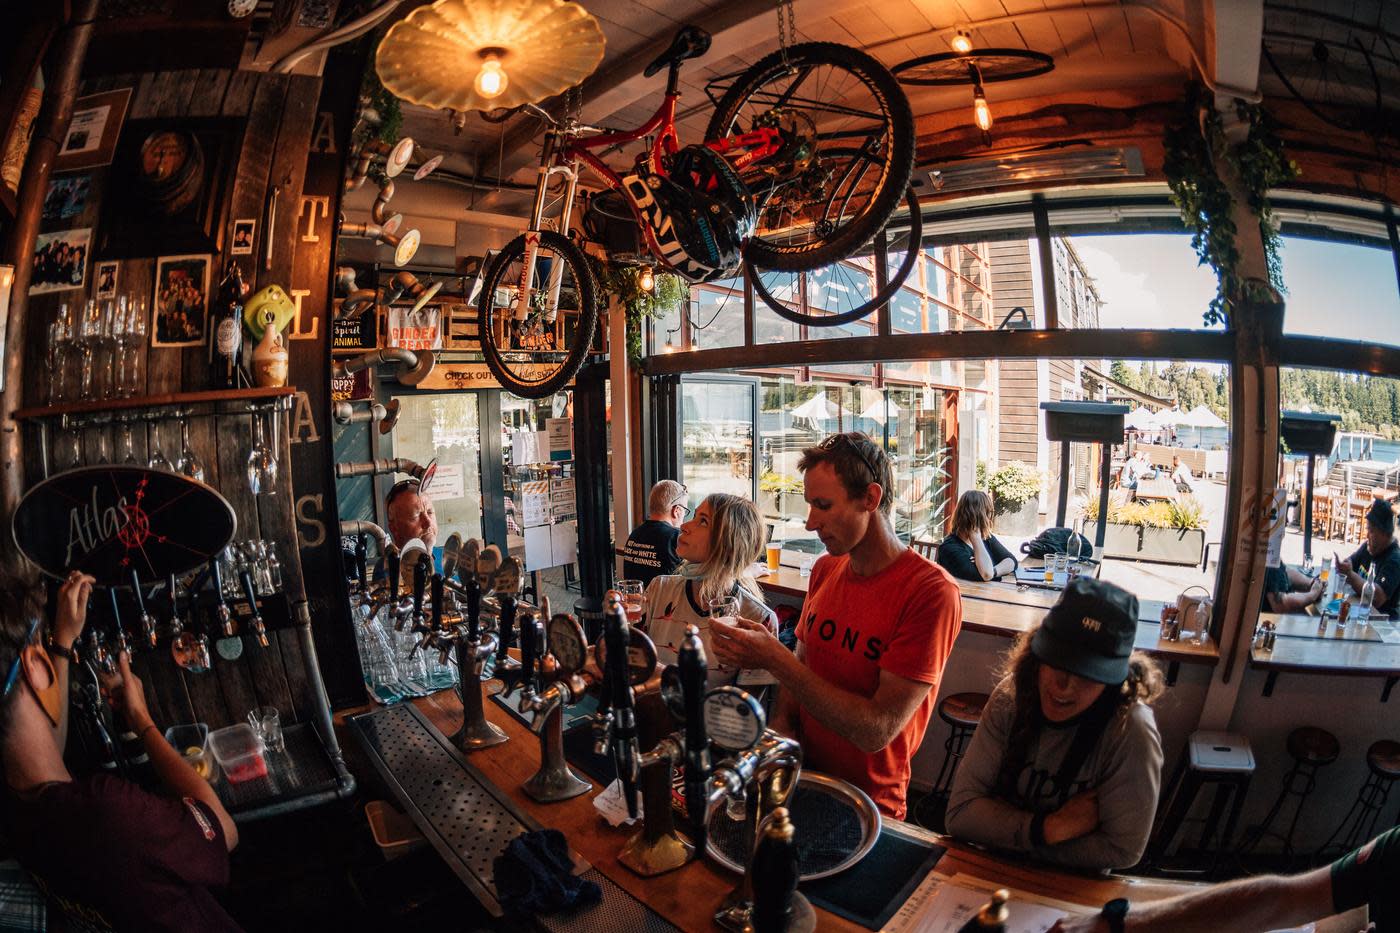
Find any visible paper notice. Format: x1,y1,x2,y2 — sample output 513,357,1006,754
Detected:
593,778,642,827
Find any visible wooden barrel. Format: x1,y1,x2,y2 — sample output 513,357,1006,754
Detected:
137,129,205,215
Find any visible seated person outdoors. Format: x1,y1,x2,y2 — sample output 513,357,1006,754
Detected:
0,568,241,931
642,492,777,689
1169,455,1195,493
1116,453,1140,491
1051,824,1400,932
710,431,962,821
622,479,686,585
945,577,1164,872
1261,561,1324,613
936,490,1019,583
1337,499,1400,618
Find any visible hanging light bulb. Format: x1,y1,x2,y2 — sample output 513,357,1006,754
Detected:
474,49,509,100
972,84,993,132
951,29,973,54
638,267,655,292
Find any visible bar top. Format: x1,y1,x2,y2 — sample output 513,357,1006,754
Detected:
759,564,1218,665
1254,611,1400,676
338,689,1199,931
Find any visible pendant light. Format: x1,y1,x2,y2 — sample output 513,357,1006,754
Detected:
375,0,606,113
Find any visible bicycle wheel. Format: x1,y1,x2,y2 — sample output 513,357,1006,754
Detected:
706,42,915,273
477,231,598,399
749,171,920,328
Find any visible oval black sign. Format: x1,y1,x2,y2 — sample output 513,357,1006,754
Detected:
13,466,237,584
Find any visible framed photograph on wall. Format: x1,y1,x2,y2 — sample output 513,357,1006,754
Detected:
42,174,92,221
94,260,119,300
230,218,255,255
54,88,131,173
152,254,210,347
30,228,92,295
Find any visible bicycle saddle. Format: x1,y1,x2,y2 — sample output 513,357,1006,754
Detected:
643,25,711,77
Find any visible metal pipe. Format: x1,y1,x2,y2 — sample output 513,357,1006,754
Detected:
334,457,423,479
1,0,100,524
272,0,406,74
339,519,389,554
335,348,419,377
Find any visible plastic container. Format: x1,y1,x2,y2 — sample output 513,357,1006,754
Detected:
165,723,216,781
208,723,268,784
365,801,426,861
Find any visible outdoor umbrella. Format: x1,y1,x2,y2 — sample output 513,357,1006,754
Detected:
1124,406,1160,431
858,395,903,422
791,393,839,425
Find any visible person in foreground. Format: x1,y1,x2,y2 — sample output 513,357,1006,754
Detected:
0,566,241,932
1337,498,1400,618
622,479,688,585
945,577,1164,872
1050,824,1399,932
642,492,777,689
936,490,1019,582
710,431,962,820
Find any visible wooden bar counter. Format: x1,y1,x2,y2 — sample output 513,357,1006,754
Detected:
339,685,1197,930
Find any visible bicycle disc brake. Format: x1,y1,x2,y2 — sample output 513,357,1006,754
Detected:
753,108,817,178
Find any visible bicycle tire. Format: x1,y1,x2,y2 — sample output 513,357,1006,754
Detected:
750,180,921,328
705,42,916,273
477,231,598,399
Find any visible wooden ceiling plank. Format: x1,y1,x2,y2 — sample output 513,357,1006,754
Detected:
998,0,1065,58
1087,6,1133,56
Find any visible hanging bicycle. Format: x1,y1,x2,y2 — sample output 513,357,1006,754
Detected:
476,24,916,398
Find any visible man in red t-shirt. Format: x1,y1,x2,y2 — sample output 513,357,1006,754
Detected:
0,568,242,932
712,432,962,819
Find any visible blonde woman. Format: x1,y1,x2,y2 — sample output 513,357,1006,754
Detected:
936,490,1018,582
642,493,778,689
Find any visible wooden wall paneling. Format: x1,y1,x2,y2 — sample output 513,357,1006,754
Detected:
259,414,317,720
221,70,259,118
186,69,232,118
127,71,160,119
181,664,234,729
223,73,287,295
260,75,317,290
149,69,200,119
211,631,261,725
129,644,196,729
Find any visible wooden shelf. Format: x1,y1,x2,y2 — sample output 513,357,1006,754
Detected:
13,386,296,421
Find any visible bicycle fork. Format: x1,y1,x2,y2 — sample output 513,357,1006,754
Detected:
513,131,581,327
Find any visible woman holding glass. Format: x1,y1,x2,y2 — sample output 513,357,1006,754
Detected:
641,493,778,690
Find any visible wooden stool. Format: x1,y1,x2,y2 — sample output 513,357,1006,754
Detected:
1238,727,1339,864
1147,731,1255,876
912,692,988,833
1319,740,1400,857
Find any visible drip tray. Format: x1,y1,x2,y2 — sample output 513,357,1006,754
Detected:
348,703,679,930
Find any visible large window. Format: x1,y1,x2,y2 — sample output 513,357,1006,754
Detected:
390,393,484,542
681,378,756,505
1279,235,1400,346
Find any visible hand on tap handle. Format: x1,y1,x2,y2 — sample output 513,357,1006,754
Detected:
679,626,711,852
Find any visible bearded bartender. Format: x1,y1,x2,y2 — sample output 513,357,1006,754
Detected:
0,568,241,932
711,432,962,820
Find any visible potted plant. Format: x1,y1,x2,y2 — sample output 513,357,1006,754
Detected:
987,461,1042,537
1083,494,1208,566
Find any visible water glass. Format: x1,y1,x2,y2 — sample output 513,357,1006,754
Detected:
799,555,817,578
709,595,741,627
247,706,285,753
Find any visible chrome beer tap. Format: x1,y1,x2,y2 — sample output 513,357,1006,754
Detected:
106,587,131,662
516,604,593,802
131,570,157,649
169,574,212,673
209,559,236,638
596,590,645,821
239,568,269,648
446,537,508,750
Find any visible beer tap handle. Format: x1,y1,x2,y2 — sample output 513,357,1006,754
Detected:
131,570,156,648
431,572,445,630
167,574,181,629
459,566,481,640
604,603,640,818
412,557,428,621
751,808,803,933
107,587,131,656
386,548,401,603
519,610,538,693
355,535,369,593
210,559,235,636
239,569,268,647
679,626,710,850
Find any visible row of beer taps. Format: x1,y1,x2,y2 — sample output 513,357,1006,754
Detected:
346,530,814,931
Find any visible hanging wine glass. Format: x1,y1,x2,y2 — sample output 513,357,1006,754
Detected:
147,415,171,471
176,412,206,482
246,407,278,495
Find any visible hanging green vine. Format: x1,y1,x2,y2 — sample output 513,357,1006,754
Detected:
1162,84,1299,327
588,257,690,364
357,65,403,149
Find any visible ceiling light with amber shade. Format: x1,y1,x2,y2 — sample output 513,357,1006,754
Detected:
375,0,606,113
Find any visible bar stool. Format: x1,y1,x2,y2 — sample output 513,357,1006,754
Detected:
1237,727,1340,864
1319,740,1400,857
1147,731,1255,876
912,692,988,833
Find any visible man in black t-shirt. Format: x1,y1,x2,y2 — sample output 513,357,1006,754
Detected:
1050,824,1400,931
0,568,241,932
621,480,687,584
1338,498,1400,618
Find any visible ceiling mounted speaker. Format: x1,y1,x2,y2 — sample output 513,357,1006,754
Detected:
374,0,606,113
